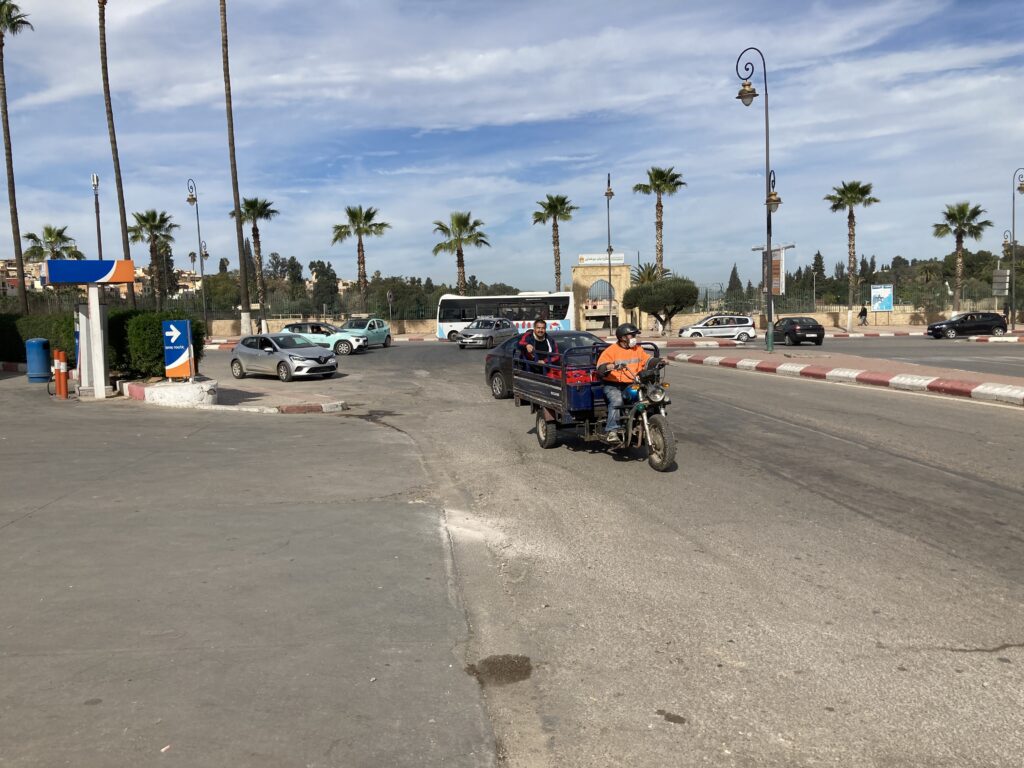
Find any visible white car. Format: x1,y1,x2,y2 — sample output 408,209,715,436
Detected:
678,314,757,341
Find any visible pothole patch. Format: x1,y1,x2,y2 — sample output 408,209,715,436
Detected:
465,654,532,686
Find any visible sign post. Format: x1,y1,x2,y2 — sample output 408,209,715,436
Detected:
386,289,394,325
162,320,194,380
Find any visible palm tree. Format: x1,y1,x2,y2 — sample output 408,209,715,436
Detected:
632,262,671,285
128,210,178,311
98,0,135,307
532,194,578,292
825,181,879,331
331,205,390,306
432,212,490,295
231,197,278,331
633,166,686,276
220,0,252,333
933,202,993,311
23,225,84,261
0,1,31,314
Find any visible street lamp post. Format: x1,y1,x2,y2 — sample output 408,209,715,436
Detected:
1011,168,1024,332
605,173,615,331
91,174,103,261
186,179,210,334
735,47,781,352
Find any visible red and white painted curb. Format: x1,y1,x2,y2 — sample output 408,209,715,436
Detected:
828,331,927,338
1,361,28,373
671,352,1024,407
966,335,1024,343
120,379,347,414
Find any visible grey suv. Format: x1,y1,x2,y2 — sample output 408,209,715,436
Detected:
678,314,757,341
458,317,518,349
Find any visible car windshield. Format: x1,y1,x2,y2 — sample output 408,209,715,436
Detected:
468,320,495,329
271,334,317,349
342,319,369,329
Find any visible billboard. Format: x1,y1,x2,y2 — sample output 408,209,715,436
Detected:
870,284,894,312
579,253,626,265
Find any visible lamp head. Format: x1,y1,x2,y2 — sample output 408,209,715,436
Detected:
187,191,197,207
91,173,99,191
1017,180,1024,196
736,80,758,107
766,190,781,213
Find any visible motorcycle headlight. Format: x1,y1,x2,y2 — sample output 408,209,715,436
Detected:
647,385,667,403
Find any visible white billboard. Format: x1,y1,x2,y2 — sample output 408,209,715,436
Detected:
579,253,626,265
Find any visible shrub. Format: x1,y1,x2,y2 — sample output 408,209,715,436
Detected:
14,313,77,366
107,308,142,372
0,313,22,362
126,312,206,377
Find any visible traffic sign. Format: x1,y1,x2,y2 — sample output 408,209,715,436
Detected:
993,269,1010,297
870,284,894,312
162,320,194,379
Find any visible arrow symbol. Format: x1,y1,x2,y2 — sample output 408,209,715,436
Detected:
165,324,181,344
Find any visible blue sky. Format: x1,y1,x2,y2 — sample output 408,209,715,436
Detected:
3,0,1023,291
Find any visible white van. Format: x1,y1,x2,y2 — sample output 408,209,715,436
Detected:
678,314,757,341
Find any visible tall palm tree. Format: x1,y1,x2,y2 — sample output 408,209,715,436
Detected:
633,166,686,276
98,0,135,307
231,197,278,331
825,181,879,331
23,225,84,261
220,0,251,333
532,194,578,292
0,1,31,314
331,205,390,306
128,210,178,311
431,212,490,295
933,202,993,311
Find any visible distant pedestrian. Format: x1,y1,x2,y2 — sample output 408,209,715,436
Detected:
858,305,868,326
1004,302,1010,321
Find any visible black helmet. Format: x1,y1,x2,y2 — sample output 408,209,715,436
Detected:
615,322,640,339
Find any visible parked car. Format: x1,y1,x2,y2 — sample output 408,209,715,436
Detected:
230,334,337,382
457,317,518,349
927,312,1007,339
280,318,392,355
772,316,824,346
678,314,757,341
485,330,603,399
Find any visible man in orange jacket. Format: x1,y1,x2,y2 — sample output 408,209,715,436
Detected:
596,322,654,441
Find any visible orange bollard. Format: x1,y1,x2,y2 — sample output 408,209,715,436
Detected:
56,350,68,400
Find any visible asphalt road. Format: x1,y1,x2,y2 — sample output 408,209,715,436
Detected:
5,345,1024,767
327,342,1023,767
825,337,1024,378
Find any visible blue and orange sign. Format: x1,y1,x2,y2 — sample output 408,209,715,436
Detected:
162,320,194,379
44,259,136,284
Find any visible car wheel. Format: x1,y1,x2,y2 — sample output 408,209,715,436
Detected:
991,326,1006,336
536,413,559,449
277,362,293,382
485,337,494,349
458,344,466,350
447,330,460,342
736,332,751,342
490,372,509,399
334,340,353,355
384,334,392,347
784,333,796,346
944,328,957,339
814,338,823,346
690,332,702,338
230,359,245,379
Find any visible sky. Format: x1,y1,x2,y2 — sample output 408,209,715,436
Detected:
2,0,1023,292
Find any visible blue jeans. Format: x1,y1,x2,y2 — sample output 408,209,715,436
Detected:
603,384,625,432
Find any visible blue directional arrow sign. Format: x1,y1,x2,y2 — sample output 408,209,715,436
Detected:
162,320,194,378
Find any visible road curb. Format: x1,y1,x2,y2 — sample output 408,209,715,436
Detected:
670,352,1024,407
1,361,28,373
966,335,1024,343
827,331,927,338
119,378,348,414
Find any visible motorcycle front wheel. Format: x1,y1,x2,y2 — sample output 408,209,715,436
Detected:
646,413,676,472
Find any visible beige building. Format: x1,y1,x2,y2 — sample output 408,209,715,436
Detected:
571,253,632,331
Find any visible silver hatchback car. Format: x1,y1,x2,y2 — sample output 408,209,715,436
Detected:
457,317,519,349
230,334,338,382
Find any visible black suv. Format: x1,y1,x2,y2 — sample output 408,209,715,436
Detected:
927,312,1007,339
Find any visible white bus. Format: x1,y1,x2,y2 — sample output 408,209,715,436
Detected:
436,292,575,341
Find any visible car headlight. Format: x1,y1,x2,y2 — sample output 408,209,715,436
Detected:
327,357,336,364
288,354,306,362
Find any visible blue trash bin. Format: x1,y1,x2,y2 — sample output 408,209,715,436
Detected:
25,338,51,383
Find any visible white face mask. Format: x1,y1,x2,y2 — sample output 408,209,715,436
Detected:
627,337,638,348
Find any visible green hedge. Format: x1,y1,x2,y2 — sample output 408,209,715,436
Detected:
126,312,206,377
2,310,204,378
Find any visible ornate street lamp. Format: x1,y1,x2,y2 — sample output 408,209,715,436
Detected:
186,179,209,333
735,47,781,351
605,173,615,331
1011,169,1024,332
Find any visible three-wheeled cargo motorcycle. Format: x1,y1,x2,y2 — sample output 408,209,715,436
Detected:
512,342,677,472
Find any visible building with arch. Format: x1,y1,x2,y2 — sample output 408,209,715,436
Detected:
571,253,632,331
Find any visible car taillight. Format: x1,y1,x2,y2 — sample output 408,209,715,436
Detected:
794,325,801,331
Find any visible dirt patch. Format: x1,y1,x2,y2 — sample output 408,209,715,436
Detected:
656,708,687,725
465,654,532,686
